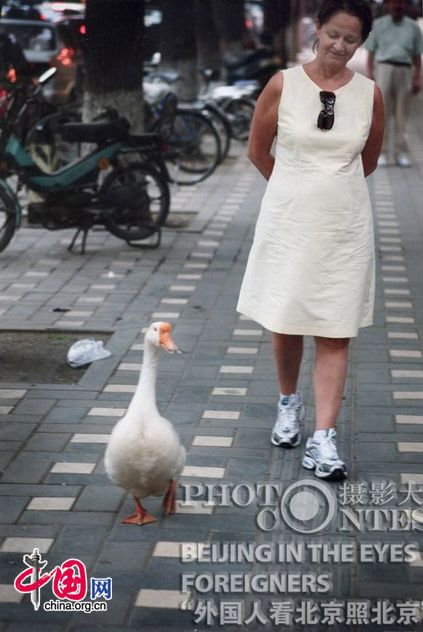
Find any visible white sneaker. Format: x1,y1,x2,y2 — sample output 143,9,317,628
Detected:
396,153,411,168
377,153,388,167
271,393,304,448
302,428,347,480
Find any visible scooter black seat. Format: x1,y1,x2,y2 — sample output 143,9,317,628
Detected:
60,118,130,143
224,48,274,71
127,133,161,149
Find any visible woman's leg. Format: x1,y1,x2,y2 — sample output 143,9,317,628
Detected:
313,336,350,429
272,333,303,394
271,333,304,447
302,336,349,480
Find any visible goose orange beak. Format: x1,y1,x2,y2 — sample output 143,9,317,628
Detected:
159,323,178,353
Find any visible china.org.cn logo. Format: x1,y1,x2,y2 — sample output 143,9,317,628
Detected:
14,548,112,613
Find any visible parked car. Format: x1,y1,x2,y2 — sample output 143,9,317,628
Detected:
37,2,85,21
2,0,84,20
2,0,43,20
0,17,84,102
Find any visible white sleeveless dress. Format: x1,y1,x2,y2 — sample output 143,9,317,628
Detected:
237,65,375,338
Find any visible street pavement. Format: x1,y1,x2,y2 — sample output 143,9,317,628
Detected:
0,91,423,631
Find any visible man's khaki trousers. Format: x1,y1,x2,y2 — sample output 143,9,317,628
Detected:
375,62,412,157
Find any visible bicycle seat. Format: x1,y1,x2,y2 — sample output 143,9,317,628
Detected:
59,118,130,143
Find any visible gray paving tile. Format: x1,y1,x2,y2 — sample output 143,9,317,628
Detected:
19,511,116,527
44,406,88,423
12,399,56,416
225,458,270,480
73,485,124,512
0,496,28,523
24,433,71,452
51,525,109,557
96,541,153,571
1,456,52,483
5,625,64,632
0,484,80,497
0,423,36,442
0,608,70,626
0,109,423,630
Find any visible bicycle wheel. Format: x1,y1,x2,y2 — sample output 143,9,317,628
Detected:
223,97,255,141
0,189,17,252
101,163,170,242
203,103,231,162
165,111,221,185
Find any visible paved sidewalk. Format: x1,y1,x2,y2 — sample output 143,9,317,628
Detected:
0,99,423,632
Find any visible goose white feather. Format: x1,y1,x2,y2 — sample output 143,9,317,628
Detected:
104,321,186,524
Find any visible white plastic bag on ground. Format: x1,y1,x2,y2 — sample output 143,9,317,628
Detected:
67,339,111,368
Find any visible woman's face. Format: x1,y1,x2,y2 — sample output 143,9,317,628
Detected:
316,11,363,67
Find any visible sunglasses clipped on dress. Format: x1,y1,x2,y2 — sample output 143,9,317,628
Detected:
317,91,336,130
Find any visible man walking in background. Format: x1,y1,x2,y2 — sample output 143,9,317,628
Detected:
0,32,30,83
365,0,423,167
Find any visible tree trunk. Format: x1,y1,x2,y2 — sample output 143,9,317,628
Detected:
159,0,197,101
194,0,245,89
194,0,220,76
83,0,145,133
211,0,245,62
263,0,293,66
159,0,245,98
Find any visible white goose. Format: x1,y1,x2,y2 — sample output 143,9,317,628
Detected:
104,321,186,525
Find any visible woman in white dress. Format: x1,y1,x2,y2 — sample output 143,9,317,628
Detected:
237,0,384,480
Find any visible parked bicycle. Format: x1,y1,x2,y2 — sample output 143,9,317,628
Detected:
29,87,222,189
144,63,255,149
199,70,257,142
0,68,170,254
145,88,221,186
144,67,231,164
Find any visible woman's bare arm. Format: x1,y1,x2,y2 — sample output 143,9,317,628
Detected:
366,51,375,80
361,84,384,177
247,72,283,181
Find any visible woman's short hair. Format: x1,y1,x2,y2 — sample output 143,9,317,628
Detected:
317,0,373,41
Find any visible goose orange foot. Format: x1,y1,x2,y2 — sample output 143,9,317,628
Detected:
122,497,157,525
162,479,177,517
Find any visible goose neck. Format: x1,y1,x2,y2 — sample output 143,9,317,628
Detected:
128,342,160,416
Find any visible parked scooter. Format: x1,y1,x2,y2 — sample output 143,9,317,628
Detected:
0,68,170,253
224,47,280,91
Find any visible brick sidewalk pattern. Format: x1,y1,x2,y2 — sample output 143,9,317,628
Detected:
0,102,423,631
